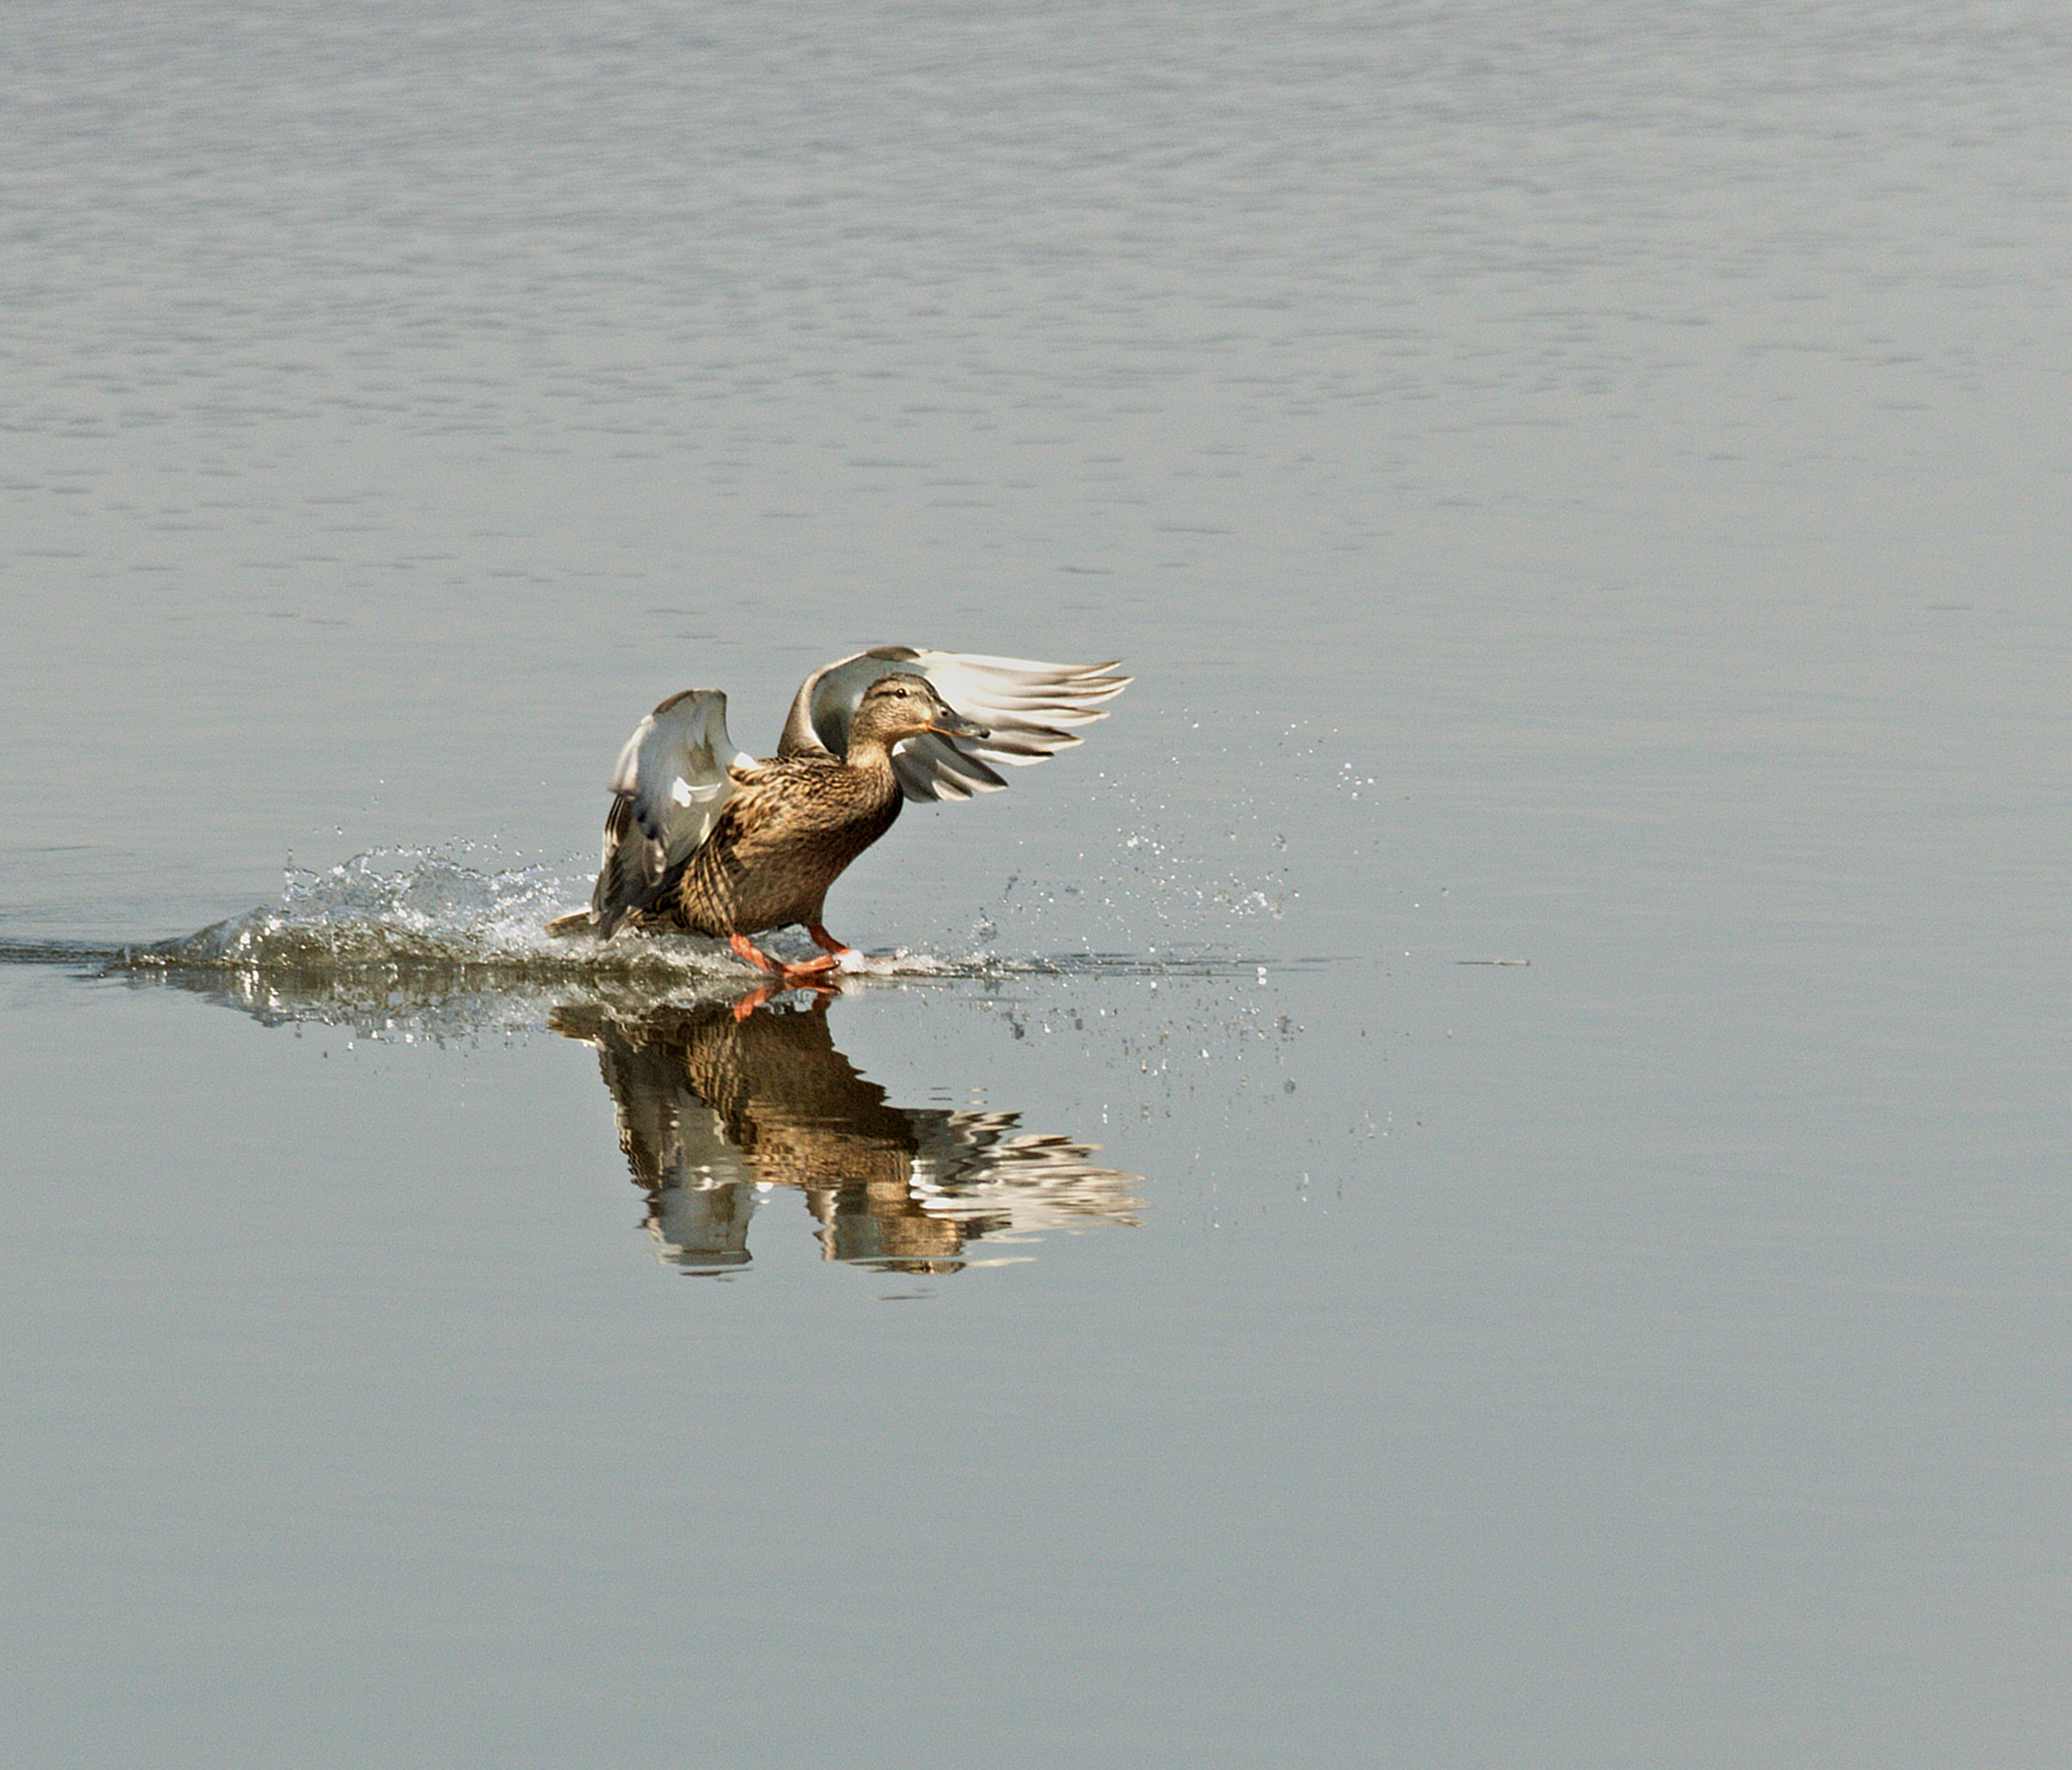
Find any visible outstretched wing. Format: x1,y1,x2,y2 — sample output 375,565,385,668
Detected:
590,689,756,937
776,647,1130,802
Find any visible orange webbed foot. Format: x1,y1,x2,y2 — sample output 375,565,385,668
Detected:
726,933,842,1003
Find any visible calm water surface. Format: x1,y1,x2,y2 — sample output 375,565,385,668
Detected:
5,3,2068,1765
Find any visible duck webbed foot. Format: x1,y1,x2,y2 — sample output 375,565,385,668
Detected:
805,923,852,959
728,931,843,982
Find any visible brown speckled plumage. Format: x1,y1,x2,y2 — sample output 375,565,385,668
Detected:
661,744,905,939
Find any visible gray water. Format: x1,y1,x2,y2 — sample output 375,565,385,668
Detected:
5,3,2069,1765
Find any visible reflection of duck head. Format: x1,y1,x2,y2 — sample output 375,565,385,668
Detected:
549,995,1144,1276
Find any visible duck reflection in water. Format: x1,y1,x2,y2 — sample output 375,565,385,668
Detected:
549,994,1144,1276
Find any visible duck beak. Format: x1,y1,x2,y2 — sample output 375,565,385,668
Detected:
927,705,990,741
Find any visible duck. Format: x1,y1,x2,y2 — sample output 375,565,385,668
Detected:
551,647,1129,981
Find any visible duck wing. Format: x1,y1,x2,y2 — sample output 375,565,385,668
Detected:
776,647,1130,803
590,689,756,937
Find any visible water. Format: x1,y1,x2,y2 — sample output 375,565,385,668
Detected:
5,3,2069,1765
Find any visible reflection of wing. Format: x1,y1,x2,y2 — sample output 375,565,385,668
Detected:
909,1113,1145,1231
590,689,757,937
777,648,1131,802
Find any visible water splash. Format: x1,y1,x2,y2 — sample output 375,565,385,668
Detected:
174,843,588,971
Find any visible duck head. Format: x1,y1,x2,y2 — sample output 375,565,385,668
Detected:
848,672,991,750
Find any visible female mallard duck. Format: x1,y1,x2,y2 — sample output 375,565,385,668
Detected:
554,648,1129,980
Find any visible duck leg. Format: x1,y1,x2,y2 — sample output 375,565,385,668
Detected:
806,923,852,959
727,933,786,974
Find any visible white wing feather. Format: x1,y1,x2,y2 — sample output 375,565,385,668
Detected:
590,689,755,936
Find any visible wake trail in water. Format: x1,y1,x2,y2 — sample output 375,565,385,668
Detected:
0,846,1257,1027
